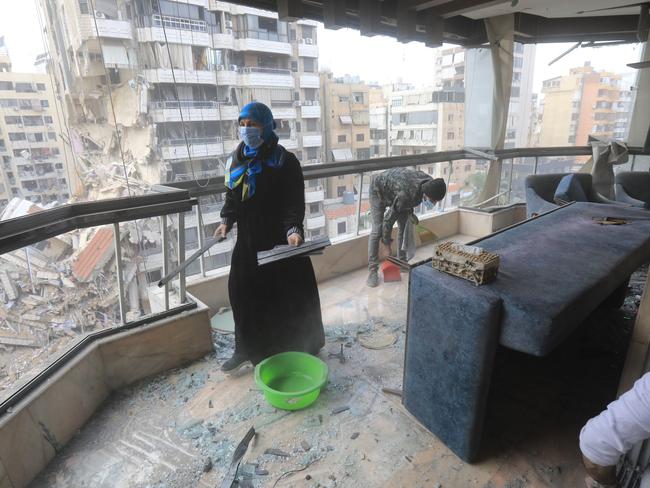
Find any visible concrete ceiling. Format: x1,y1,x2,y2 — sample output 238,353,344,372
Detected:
462,0,643,19
232,1,648,45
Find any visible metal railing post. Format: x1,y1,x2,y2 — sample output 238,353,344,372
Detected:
161,215,170,311
442,161,453,211
507,158,515,204
178,212,187,303
196,203,206,277
533,156,539,175
355,172,364,236
113,222,127,325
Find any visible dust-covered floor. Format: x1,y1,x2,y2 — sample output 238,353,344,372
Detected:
31,265,647,488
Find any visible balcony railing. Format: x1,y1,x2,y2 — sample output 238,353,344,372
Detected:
151,14,207,32
237,66,292,76
153,100,221,110
161,136,223,146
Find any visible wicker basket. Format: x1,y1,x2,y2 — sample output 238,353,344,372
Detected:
431,241,500,286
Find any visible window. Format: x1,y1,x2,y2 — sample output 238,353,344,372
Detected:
302,58,315,73
464,164,472,172
8,132,26,141
309,203,319,214
290,61,298,72
78,0,89,14
27,133,44,143
337,221,347,234
307,147,318,160
568,135,576,144
15,83,36,93
306,119,317,132
48,132,57,140
337,186,346,197
44,116,53,124
4,116,20,125
352,92,364,104
338,175,345,180
511,86,520,98
337,135,346,143
448,114,454,123
356,149,370,159
37,83,46,91
40,100,49,108
447,132,454,140
356,133,364,142
338,95,349,102
0,81,13,90
295,122,301,133
289,29,296,41
0,99,17,108
23,116,44,126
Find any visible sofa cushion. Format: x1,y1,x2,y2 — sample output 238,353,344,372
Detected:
553,174,588,205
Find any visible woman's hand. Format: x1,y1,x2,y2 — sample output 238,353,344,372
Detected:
287,233,303,247
214,224,228,240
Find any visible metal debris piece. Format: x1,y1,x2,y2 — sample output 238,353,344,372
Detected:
220,426,256,488
382,387,403,397
351,432,360,440
331,405,350,415
265,448,291,458
328,343,346,363
256,236,331,266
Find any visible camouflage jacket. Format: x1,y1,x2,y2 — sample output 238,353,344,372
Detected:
370,168,432,244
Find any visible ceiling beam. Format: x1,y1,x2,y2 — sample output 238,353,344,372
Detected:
433,0,511,19
515,13,640,43
276,0,303,21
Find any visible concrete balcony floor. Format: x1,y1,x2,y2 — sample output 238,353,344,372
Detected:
30,246,645,488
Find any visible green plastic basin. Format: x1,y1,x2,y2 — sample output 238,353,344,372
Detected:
254,351,329,411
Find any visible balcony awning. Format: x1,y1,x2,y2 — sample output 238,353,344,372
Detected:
101,42,129,68
332,148,353,161
339,115,352,125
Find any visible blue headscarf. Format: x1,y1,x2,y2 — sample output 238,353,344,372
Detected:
225,102,284,201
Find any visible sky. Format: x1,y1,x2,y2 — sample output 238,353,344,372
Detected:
0,0,644,94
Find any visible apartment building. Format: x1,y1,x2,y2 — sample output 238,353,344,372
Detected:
539,62,633,147
368,85,388,159
39,0,326,274
320,72,370,199
436,44,536,149
0,45,71,211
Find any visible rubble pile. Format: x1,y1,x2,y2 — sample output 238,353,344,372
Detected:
0,199,158,401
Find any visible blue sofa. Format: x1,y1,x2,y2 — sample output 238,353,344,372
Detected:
404,202,650,462
615,172,650,209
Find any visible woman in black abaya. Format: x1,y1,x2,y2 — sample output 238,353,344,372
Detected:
215,102,325,373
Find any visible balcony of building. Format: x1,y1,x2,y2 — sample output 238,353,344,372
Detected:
215,67,238,85
213,32,235,50
144,68,216,85
4,145,649,488
78,15,133,41
278,137,299,150
299,73,320,88
305,185,325,203
297,40,319,58
234,30,292,55
150,101,239,123
136,15,211,47
302,133,322,147
160,137,236,160
268,105,296,119
236,67,294,88
299,101,321,118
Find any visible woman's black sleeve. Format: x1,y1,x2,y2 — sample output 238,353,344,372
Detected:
220,187,239,230
281,154,305,238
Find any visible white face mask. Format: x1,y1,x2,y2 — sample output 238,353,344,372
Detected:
239,126,263,148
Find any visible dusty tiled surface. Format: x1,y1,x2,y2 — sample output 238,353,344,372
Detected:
30,261,645,488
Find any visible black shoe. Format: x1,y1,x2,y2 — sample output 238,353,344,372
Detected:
220,353,251,374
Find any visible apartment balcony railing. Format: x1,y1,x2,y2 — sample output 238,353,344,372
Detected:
173,168,223,182
152,14,207,33
136,15,211,46
78,15,133,42
234,30,291,55
150,100,239,122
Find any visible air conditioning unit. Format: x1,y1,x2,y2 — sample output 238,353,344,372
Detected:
305,38,313,45
94,10,106,19
225,20,233,29
293,100,301,107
